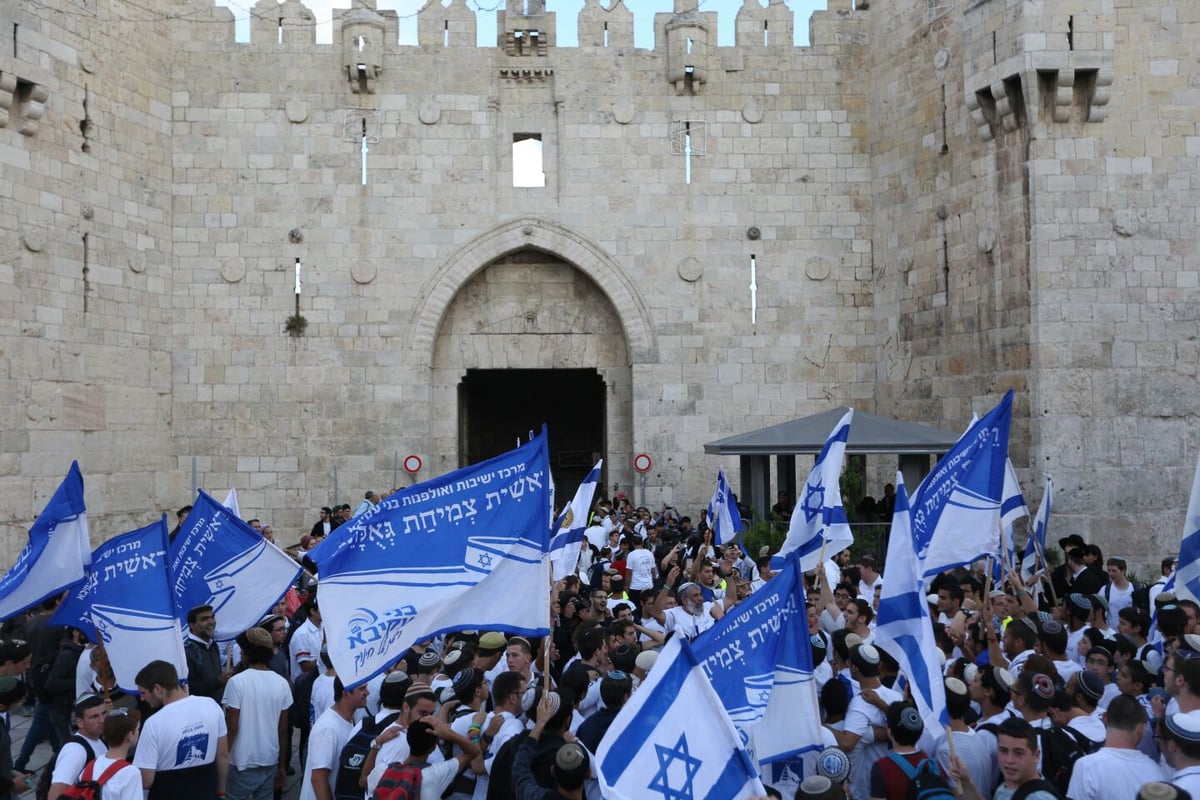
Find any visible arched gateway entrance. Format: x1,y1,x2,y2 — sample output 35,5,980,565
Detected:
419,220,652,498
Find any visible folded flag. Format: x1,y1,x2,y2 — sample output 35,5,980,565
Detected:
874,473,948,732
993,458,1028,584
597,635,767,800
549,461,602,581
773,409,854,572
1172,451,1200,604
0,462,91,621
51,516,187,693
319,429,552,688
706,466,744,546
1020,475,1053,583
169,490,301,641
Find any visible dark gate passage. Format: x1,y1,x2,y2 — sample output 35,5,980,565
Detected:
460,368,607,496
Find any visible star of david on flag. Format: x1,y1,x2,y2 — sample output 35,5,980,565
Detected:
549,460,602,581
772,409,853,573
597,636,766,800
1021,475,1053,583
1171,451,1200,605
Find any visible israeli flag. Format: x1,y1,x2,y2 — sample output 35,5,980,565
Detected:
597,636,767,800
549,461,602,581
169,491,301,641
0,462,91,621
1172,451,1200,604
772,409,853,572
913,391,1013,578
221,488,241,518
1021,475,1053,582
319,429,552,688
691,551,821,766
992,459,1028,584
874,474,949,731
706,466,744,545
51,517,188,693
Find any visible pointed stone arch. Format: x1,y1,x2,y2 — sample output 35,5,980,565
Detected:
409,217,656,367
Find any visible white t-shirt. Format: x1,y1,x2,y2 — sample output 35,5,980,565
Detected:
134,695,227,772
418,759,461,800
844,684,903,800
298,708,355,800
664,606,715,640
1104,582,1135,630
82,757,142,800
223,667,294,769
51,735,105,787
366,723,447,796
310,674,336,726
625,549,655,590
1066,746,1163,800
288,619,323,682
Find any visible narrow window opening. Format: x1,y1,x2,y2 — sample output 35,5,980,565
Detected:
356,35,365,52
683,65,695,95
992,31,997,65
686,37,693,54
278,18,284,43
684,122,693,184
444,20,449,46
512,134,545,188
522,0,529,14
360,118,369,186
763,20,769,47
81,233,90,313
12,23,16,59
603,22,609,47
1067,15,1074,50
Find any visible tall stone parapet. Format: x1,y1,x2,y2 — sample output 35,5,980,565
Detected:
577,0,634,50
339,2,387,93
734,0,794,48
498,0,557,56
250,0,317,45
962,0,1114,141
418,0,477,47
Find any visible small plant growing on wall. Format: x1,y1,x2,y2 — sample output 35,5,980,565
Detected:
285,313,308,337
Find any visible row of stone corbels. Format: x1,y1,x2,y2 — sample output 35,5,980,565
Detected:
0,56,54,137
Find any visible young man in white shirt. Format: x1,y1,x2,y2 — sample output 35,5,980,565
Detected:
89,707,144,800
300,678,368,800
223,629,293,800
1065,694,1161,800
47,694,107,800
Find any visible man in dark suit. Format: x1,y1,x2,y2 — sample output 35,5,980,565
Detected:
1065,546,1103,597
1051,534,1087,602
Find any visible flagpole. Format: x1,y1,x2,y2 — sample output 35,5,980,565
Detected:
812,540,828,592
945,725,963,797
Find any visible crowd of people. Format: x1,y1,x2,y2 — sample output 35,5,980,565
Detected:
0,491,1196,800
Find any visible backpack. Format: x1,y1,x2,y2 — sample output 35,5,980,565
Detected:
289,666,320,729
369,762,423,800
484,730,529,800
332,711,401,800
1011,778,1067,800
1132,579,1163,614
36,736,96,800
885,753,955,800
59,759,130,800
1037,725,1099,795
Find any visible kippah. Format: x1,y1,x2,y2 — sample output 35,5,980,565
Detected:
383,671,410,684
844,633,864,649
1138,782,1191,800
993,667,1015,692
554,742,588,772
443,649,466,669
478,632,506,652
799,776,834,796
810,633,827,650
1030,673,1055,700
1039,619,1064,636
963,664,979,684
1035,610,1053,625
418,651,440,669
244,627,273,649
451,667,478,694
1157,593,1177,606
507,635,532,650
1090,593,1109,612
815,746,850,784
1165,711,1200,744
1181,634,1200,654
899,706,923,732
1067,593,1092,611
945,677,968,697
543,691,562,719
856,644,880,665
635,650,658,672
988,589,1008,600
1076,670,1104,702
1086,645,1113,662
405,680,434,700
1016,616,1039,634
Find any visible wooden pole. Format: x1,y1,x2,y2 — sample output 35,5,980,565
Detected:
945,724,963,797
812,540,829,592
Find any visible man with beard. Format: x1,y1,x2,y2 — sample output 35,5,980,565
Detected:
663,582,723,640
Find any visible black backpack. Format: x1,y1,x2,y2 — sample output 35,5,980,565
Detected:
885,753,955,800
1012,778,1067,800
1037,725,1099,795
289,666,320,729
1131,579,1163,614
333,711,401,800
36,736,96,800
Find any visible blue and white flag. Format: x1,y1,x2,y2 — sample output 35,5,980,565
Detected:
874,474,949,732
221,488,241,518
913,391,1013,578
691,551,821,766
992,459,1028,584
1172,451,1200,604
549,460,602,581
1021,475,1053,582
707,466,744,546
0,462,91,621
597,636,766,800
51,517,187,693
772,409,854,572
319,430,552,688
169,491,301,641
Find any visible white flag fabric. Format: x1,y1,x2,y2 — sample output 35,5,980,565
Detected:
706,466,744,546
0,462,92,621
874,474,948,732
169,490,301,641
319,430,552,688
596,636,767,800
913,391,1013,578
772,409,853,572
549,461,602,581
992,458,1028,584
51,517,188,693
1021,475,1053,582
1172,452,1200,604
221,488,241,518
